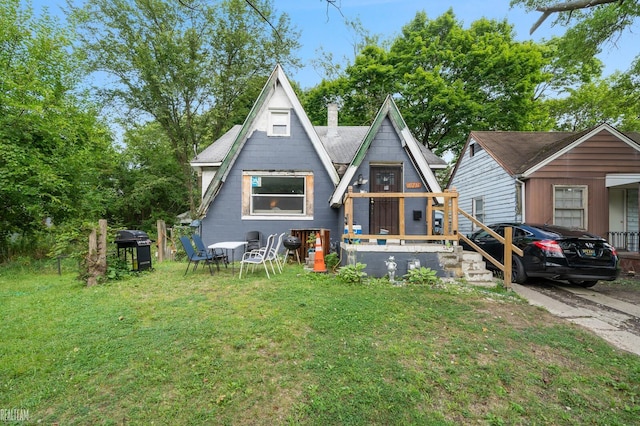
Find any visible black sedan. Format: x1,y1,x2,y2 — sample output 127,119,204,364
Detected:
461,223,620,287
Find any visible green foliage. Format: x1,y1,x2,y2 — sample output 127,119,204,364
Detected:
336,262,367,284
114,123,190,229
0,1,120,261
546,72,640,131
404,266,439,285
303,10,549,157
69,0,301,214
105,256,140,281
324,252,340,272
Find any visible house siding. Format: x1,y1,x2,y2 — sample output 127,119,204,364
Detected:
528,130,640,178
449,139,517,235
525,131,640,237
348,118,430,236
200,111,341,247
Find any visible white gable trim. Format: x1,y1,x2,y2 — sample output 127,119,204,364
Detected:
606,174,640,187
522,123,640,177
275,67,340,186
401,126,443,202
329,97,443,207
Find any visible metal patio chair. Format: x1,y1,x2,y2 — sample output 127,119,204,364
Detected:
239,233,276,278
179,235,213,276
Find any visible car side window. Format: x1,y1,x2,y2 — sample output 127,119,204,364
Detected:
513,227,526,238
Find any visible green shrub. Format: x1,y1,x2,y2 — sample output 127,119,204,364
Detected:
404,266,439,285
324,252,340,272
337,262,367,284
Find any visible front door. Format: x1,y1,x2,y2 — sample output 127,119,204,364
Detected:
370,165,402,235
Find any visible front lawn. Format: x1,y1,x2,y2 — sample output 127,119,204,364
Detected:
1,261,639,424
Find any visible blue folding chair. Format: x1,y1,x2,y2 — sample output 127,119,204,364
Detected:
179,236,213,276
192,234,228,271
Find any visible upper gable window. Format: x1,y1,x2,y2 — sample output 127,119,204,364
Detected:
470,143,483,157
268,109,290,136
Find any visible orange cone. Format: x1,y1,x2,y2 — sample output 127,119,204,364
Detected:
313,235,327,273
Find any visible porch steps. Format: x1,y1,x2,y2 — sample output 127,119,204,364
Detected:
438,248,496,287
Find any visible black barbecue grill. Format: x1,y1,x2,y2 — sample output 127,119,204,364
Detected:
114,230,153,271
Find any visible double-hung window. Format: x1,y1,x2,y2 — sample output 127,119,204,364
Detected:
243,172,313,218
268,109,290,136
554,185,587,228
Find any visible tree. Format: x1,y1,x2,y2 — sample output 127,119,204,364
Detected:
304,10,549,157
512,0,640,65
513,0,640,131
0,0,118,259
112,123,191,228
546,72,640,130
70,0,301,215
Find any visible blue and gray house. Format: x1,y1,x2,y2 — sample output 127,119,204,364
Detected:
190,65,447,274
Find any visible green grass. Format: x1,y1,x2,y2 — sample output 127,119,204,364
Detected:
1,261,639,425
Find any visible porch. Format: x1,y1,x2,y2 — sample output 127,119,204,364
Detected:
607,232,640,275
340,187,495,284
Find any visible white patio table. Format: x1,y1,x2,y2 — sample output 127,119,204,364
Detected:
207,241,247,276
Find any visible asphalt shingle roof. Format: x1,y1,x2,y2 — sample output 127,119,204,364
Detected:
193,124,447,168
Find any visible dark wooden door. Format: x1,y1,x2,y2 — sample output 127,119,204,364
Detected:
370,165,402,235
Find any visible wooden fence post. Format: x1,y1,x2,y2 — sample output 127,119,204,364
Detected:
98,219,107,275
86,219,108,286
87,228,98,287
157,220,167,262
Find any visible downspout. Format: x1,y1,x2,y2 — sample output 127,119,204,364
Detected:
515,176,525,223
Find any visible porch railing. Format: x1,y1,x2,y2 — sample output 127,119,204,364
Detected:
342,186,459,243
342,186,523,288
606,232,640,252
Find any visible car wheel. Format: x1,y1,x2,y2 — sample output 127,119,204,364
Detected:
512,256,527,284
570,280,598,288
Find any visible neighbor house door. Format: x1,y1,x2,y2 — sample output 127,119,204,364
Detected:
370,165,402,235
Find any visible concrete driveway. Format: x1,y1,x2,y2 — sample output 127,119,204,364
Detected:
512,281,640,357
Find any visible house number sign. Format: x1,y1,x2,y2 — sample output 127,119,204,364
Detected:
406,182,422,189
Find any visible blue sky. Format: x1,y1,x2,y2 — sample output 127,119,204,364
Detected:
276,0,637,88
31,0,638,88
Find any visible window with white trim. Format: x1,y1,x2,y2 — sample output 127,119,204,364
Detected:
554,185,587,228
472,196,484,229
242,172,313,218
268,110,290,136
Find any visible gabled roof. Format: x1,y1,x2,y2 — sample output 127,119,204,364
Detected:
453,123,640,181
520,123,640,177
194,124,447,171
194,65,339,218
329,95,444,207
191,125,241,167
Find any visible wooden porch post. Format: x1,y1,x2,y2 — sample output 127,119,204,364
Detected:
504,227,513,290
426,196,433,235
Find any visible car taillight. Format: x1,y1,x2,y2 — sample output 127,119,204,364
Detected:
533,239,564,257
605,242,617,257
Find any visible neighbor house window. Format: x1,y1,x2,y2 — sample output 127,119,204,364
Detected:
554,185,587,229
242,172,313,218
472,196,484,229
268,109,290,136
470,143,482,157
